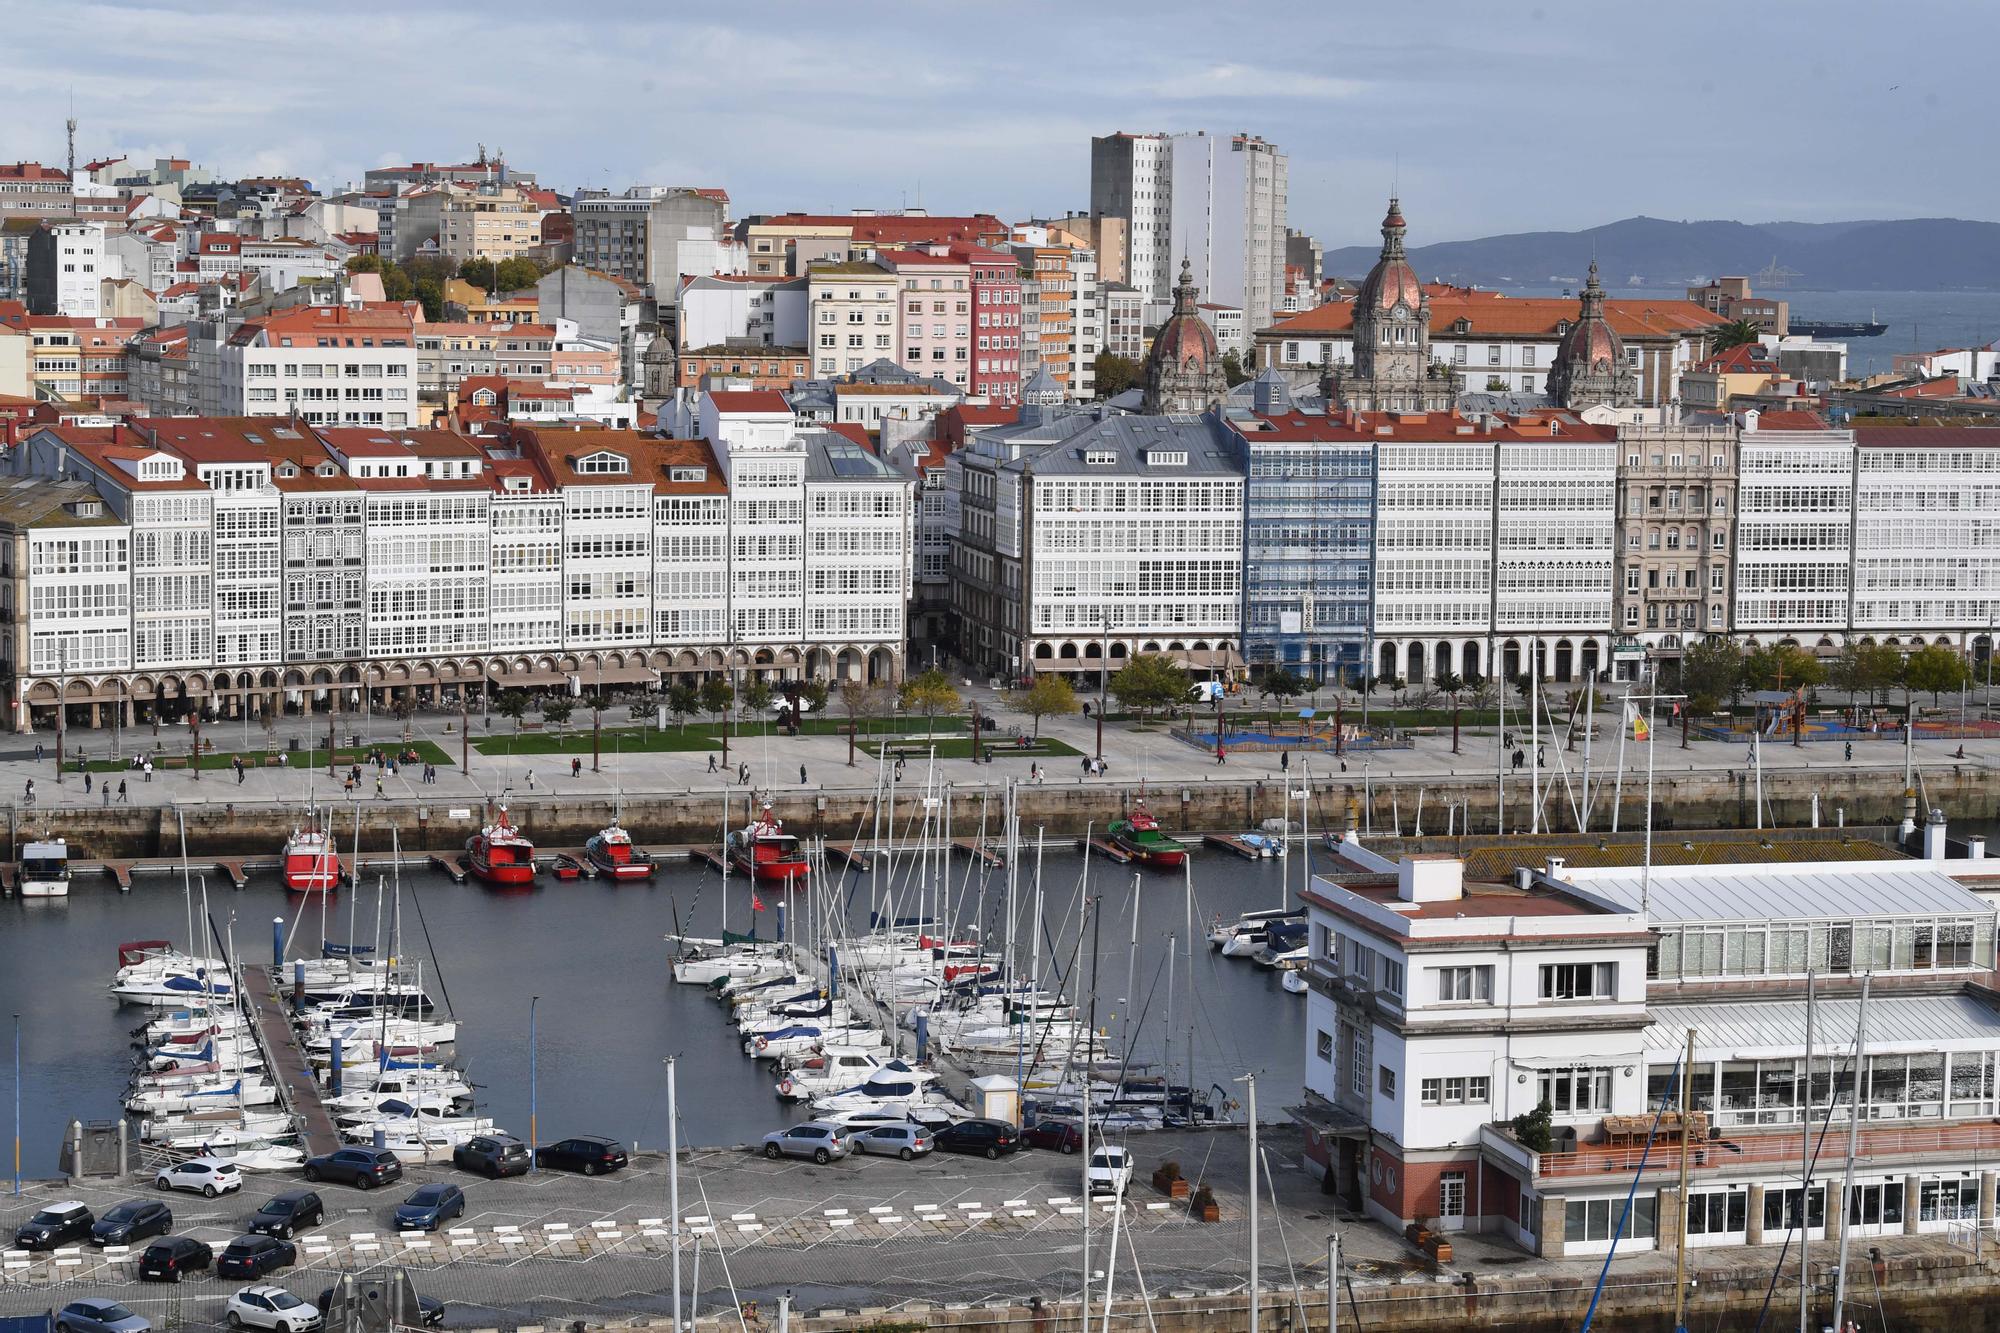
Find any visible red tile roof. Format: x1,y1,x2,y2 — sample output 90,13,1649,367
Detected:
1744,409,1829,431
707,389,792,413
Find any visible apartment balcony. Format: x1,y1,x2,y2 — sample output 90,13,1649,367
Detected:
1527,1116,2000,1181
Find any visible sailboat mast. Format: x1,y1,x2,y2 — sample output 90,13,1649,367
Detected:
1800,969,1815,1333
1830,973,1871,1333
1672,1025,1695,1333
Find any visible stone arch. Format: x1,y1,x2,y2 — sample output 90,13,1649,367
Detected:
24,680,57,704
1059,642,1079,660
1502,639,1523,682
1580,639,1601,679
1553,638,1575,683
867,647,895,684
1462,642,1482,681
1406,642,1425,685
1379,641,1397,681
1035,643,1054,660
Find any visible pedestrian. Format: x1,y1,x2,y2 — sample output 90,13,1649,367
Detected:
143,759,153,782
1082,701,1092,719
375,776,384,799
571,757,581,778
1029,762,1039,782
101,783,110,807
1339,759,1348,773
117,779,128,803
278,752,287,768
23,778,33,805
1844,741,1853,762
707,754,718,774
894,758,905,780
84,772,93,795
1081,756,1091,776
738,763,749,785
1280,751,1290,772
799,764,808,785
526,769,537,791
34,742,43,762
343,774,354,795
235,762,245,785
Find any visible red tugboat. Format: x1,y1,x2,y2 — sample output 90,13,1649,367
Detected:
726,805,809,883
584,821,655,881
1107,799,1187,868
467,804,537,886
281,812,340,894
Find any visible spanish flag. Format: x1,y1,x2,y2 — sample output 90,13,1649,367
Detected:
1627,703,1650,743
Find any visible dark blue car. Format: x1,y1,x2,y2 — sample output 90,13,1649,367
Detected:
393,1182,465,1231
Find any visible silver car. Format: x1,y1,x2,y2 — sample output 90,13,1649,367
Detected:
760,1120,851,1164
853,1123,933,1160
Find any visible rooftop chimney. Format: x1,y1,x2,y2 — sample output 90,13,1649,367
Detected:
1398,854,1464,904
1969,836,1987,862
1925,808,1949,861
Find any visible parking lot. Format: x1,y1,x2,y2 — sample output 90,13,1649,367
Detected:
0,1127,1331,1328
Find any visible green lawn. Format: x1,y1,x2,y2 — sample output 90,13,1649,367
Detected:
860,737,1082,760
473,716,961,756
76,740,454,773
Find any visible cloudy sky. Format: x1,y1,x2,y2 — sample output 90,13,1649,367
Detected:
1,0,1985,248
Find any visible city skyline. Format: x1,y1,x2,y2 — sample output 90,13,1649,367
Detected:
0,0,1986,249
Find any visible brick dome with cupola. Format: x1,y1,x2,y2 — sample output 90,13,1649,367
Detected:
1142,258,1226,415
1546,260,1639,410
1323,196,1456,413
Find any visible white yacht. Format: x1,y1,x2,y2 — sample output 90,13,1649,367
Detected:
18,837,70,898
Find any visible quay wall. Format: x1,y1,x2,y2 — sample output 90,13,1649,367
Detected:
0,766,1976,862
473,1241,2000,1333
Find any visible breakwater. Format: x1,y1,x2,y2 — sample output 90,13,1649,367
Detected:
0,765,1978,862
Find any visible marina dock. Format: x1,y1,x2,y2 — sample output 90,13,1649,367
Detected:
1086,836,1132,864
1203,833,1268,861
239,961,340,1157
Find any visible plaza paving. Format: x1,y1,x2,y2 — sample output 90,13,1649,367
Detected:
3,681,1994,818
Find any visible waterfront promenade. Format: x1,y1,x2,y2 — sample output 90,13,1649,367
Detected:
4,681,1995,817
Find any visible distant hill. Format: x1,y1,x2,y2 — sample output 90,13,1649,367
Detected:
1320,216,2000,292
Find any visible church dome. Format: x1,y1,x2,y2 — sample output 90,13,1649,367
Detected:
1354,197,1423,314
1147,259,1219,374
1142,259,1225,415
1555,261,1625,370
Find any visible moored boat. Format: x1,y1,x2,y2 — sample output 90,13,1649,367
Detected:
281,815,340,893
18,836,70,898
584,822,655,880
466,804,536,886
1107,800,1187,868
726,806,808,883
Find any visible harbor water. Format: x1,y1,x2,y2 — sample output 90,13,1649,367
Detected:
0,844,1306,1174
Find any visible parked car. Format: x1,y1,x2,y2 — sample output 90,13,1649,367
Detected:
154,1156,242,1197
316,1289,443,1328
1085,1145,1134,1196
15,1200,94,1250
932,1118,1020,1160
534,1134,628,1175
393,1183,465,1232
54,1302,150,1333
302,1146,402,1189
1021,1120,1083,1154
136,1236,213,1282
90,1200,173,1247
246,1190,324,1239
225,1284,322,1333
453,1133,530,1178
852,1123,932,1160
760,1121,851,1164
215,1234,297,1280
